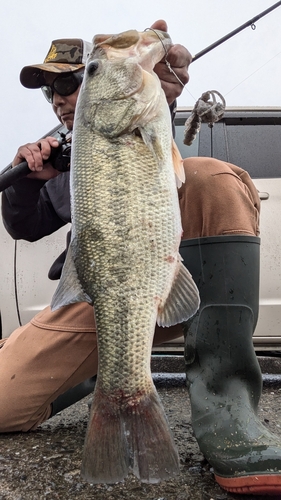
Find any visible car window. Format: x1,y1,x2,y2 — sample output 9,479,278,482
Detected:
212,112,281,179
221,124,281,178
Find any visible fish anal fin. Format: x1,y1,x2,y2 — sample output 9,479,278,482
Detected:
51,244,92,311
172,140,185,188
81,384,180,484
157,258,200,327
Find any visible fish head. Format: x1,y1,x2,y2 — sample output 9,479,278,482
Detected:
83,28,173,97
92,28,172,72
75,29,173,136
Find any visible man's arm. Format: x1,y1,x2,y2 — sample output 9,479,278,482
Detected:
1,137,69,241
2,174,70,241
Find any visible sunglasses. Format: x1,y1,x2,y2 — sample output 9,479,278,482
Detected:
41,71,84,103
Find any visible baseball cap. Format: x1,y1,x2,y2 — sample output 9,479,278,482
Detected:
20,38,92,89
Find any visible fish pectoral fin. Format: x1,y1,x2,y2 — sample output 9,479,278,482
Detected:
51,244,92,311
138,125,165,163
172,140,185,188
157,259,200,327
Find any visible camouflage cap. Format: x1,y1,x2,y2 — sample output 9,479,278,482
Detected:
20,38,92,89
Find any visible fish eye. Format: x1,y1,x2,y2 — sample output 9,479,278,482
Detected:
87,61,99,76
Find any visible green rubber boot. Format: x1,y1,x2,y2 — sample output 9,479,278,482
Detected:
180,235,281,495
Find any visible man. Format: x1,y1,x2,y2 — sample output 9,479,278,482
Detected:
1,19,281,496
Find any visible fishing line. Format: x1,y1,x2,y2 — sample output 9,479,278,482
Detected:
224,49,281,97
184,49,281,104
145,28,186,88
146,2,281,100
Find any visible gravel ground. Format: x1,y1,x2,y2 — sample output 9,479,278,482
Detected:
1,376,281,500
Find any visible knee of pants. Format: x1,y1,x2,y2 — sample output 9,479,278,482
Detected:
178,157,260,238
0,306,98,433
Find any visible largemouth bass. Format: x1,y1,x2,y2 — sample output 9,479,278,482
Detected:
51,28,200,484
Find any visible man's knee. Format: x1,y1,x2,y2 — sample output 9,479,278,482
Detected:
179,157,260,238
182,156,244,186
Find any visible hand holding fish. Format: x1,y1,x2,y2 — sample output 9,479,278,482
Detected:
150,19,191,104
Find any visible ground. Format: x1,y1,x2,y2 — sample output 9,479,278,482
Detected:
1,367,281,500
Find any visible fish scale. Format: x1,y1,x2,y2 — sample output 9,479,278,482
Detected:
51,28,200,484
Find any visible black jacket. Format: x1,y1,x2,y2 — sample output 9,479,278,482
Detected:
2,172,71,279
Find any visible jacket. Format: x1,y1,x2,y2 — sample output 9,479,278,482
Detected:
2,172,71,279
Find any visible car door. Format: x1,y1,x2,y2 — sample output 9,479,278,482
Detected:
212,109,281,349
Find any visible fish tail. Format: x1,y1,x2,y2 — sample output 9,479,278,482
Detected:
81,384,180,484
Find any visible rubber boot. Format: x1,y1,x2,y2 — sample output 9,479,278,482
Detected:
180,235,281,496
50,376,96,417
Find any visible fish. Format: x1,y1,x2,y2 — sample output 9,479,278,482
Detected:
51,28,200,484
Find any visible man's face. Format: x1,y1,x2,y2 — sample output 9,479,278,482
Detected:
43,72,81,131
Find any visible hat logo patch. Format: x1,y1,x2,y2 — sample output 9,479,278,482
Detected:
44,44,58,62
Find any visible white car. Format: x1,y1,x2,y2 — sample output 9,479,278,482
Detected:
1,107,281,353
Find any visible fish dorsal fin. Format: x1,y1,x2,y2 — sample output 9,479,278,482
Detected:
172,140,185,188
51,243,92,311
157,257,200,327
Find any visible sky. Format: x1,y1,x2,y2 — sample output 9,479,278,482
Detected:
1,0,281,167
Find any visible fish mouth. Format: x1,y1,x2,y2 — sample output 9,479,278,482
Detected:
91,29,172,72
93,30,140,49
93,29,171,50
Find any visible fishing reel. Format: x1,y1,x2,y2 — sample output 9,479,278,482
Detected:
51,131,72,172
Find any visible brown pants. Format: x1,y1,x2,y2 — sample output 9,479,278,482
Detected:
0,157,260,432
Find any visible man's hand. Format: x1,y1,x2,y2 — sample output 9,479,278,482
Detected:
150,19,192,105
12,136,61,180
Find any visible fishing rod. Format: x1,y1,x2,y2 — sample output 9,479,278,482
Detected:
183,2,281,145
192,1,281,62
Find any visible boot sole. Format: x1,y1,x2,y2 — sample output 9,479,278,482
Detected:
215,473,281,495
